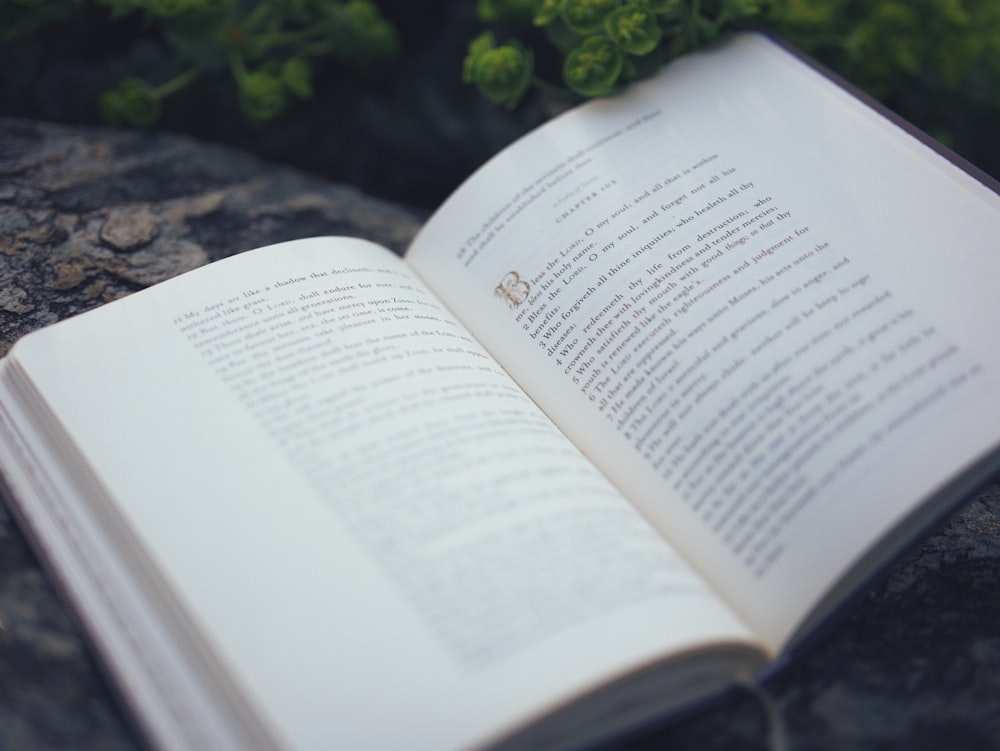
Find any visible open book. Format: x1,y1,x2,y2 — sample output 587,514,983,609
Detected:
1,32,999,751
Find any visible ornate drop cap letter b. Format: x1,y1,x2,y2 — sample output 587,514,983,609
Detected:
495,271,530,309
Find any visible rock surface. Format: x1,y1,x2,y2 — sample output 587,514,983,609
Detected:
0,118,998,751
0,117,423,357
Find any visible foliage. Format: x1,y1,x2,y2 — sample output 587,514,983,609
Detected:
4,0,998,175
464,0,1000,125
764,0,1000,160
2,0,398,125
463,31,534,105
763,1,1000,104
463,0,768,106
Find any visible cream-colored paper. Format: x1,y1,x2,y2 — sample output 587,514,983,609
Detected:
407,33,1000,650
4,237,758,751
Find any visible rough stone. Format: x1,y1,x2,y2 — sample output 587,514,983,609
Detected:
0,117,998,751
0,117,423,358
98,205,160,252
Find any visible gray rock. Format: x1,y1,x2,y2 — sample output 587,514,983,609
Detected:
0,117,424,357
0,117,998,751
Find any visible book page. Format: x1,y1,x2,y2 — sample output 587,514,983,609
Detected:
6,237,760,750
406,33,1000,651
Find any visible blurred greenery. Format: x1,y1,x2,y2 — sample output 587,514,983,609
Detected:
465,0,1000,177
1,0,398,124
0,0,997,200
763,0,1000,162
463,0,766,104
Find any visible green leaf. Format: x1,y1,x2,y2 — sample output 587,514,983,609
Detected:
563,34,623,96
629,0,681,14
339,0,399,64
281,57,313,99
239,70,287,121
721,0,766,20
534,0,564,26
477,0,536,23
604,6,662,55
99,78,162,127
470,41,534,106
561,0,618,34
463,31,497,84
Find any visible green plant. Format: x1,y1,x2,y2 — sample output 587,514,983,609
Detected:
763,0,1000,103
463,0,769,107
465,0,1000,116
762,1,1000,164
3,0,399,126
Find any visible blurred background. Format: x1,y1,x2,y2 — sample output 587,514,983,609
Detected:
2,0,998,212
